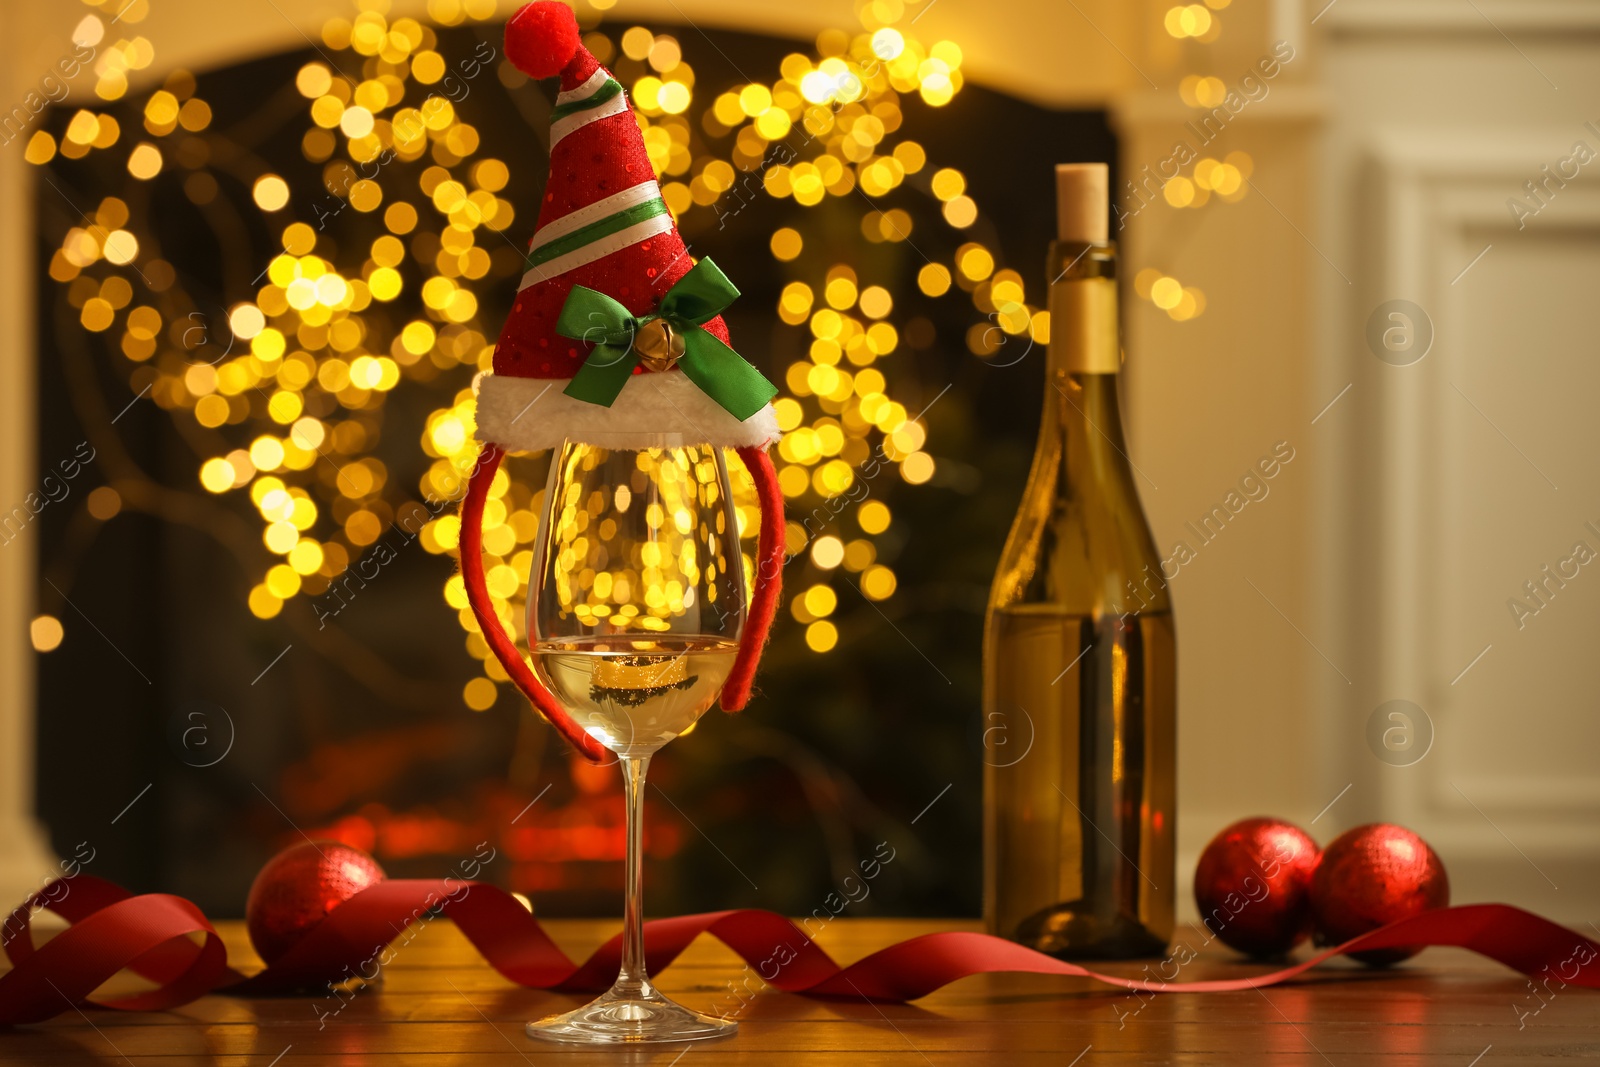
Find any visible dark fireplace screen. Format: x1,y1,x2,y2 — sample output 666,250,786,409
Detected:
28,10,1114,919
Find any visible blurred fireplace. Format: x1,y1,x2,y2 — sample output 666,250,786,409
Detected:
24,13,1114,920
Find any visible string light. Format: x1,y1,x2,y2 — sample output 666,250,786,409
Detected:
1164,4,1221,40
38,0,1223,678
30,615,65,653
1135,269,1207,322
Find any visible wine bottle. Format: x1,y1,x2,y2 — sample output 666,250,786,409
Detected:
983,163,1176,959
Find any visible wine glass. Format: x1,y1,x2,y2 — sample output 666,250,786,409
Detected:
524,440,745,1044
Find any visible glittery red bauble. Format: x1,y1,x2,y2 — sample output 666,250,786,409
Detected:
1311,823,1449,966
1194,817,1321,959
246,841,386,965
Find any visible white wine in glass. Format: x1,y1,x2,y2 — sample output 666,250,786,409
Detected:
535,636,740,757
524,441,745,1044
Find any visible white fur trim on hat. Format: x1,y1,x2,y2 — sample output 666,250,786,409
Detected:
474,371,780,453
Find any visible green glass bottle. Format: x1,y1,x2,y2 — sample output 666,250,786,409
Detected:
983,164,1176,959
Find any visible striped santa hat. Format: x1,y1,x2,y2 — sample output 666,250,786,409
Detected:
460,1,785,762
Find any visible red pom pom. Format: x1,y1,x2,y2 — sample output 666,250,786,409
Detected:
1194,817,1321,959
1311,822,1449,967
245,841,386,965
505,1,581,79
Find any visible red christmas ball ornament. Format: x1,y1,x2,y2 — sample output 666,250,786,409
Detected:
504,1,582,80
246,841,386,965
1194,817,1321,958
1311,823,1449,966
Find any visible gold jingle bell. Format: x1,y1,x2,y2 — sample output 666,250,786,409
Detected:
633,318,686,372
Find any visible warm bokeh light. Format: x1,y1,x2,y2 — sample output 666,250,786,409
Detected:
1143,272,1207,322
253,175,290,211
463,676,498,711
861,564,897,600
28,0,1223,690
1165,4,1216,39
811,536,845,570
87,486,123,520
770,227,803,261
30,615,65,653
126,142,161,178
1150,276,1183,310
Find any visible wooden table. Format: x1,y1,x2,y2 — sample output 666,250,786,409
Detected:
4,918,1596,1065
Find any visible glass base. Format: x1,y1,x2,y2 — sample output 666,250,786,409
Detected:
526,985,738,1045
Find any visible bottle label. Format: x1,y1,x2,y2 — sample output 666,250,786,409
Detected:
1048,277,1121,374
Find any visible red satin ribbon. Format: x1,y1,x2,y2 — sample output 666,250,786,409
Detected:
2,875,1596,1025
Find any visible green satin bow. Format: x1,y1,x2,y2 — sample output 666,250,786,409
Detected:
556,258,777,422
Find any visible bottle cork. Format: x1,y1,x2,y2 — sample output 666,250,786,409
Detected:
1055,163,1109,243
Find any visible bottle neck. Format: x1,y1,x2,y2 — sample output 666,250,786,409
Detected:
1043,239,1131,480
1046,239,1119,375
1045,372,1128,482
987,234,1166,618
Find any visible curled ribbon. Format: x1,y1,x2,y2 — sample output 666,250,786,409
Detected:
556,257,778,420
2,875,1597,1026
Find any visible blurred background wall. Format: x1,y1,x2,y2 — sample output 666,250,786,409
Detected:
2,0,1596,923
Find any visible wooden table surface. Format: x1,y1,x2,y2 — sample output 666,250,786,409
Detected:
3,917,1597,1065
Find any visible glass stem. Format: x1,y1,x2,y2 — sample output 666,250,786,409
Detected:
615,754,653,998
